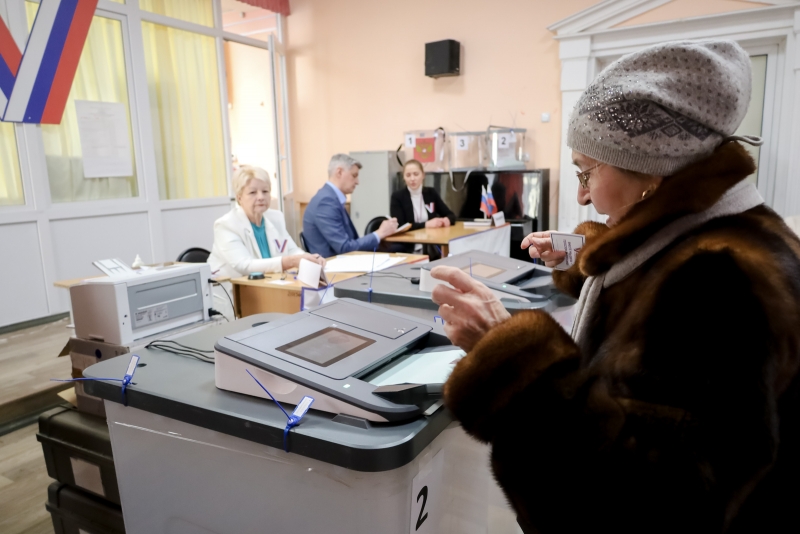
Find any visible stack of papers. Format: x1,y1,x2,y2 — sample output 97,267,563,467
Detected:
324,254,406,273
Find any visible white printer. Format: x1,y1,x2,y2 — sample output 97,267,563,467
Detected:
70,264,214,345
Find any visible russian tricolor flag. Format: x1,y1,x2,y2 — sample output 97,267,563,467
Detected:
480,185,497,218
0,15,22,112
0,0,98,124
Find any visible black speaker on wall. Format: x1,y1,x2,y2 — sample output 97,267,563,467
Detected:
425,39,460,78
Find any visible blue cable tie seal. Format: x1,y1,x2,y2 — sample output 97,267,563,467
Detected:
321,274,337,304
368,246,377,302
246,369,314,452
51,354,140,406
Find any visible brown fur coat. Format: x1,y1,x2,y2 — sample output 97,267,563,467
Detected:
444,142,800,533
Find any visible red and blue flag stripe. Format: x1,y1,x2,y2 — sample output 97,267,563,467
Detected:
3,0,97,124
0,17,22,106
480,186,498,217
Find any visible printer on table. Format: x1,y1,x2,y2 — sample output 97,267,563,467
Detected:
70,263,214,346
68,263,215,416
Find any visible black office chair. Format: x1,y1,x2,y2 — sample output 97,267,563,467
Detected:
299,231,309,252
364,216,387,235
176,247,211,263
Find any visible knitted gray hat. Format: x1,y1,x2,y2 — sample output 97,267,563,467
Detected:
567,39,753,176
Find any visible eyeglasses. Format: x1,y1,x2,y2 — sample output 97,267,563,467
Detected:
575,163,604,189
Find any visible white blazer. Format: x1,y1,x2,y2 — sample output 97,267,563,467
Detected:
208,205,303,279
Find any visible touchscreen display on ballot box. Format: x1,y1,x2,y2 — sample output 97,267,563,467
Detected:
277,327,375,367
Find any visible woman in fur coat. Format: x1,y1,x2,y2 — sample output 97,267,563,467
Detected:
431,40,800,533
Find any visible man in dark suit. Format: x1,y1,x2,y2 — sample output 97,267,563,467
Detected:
302,154,398,257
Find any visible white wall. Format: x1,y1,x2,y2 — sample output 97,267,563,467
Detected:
0,0,282,328
553,1,800,230
0,222,49,325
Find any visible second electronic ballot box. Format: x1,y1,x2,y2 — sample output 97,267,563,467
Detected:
334,250,576,323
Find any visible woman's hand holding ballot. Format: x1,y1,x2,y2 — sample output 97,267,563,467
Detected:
521,231,567,268
430,266,511,352
281,253,326,271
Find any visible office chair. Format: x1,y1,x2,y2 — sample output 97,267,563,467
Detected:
364,216,387,236
299,231,309,252
176,247,211,263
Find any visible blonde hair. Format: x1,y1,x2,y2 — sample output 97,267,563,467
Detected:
233,165,271,202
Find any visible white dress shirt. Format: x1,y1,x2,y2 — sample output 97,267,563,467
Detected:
408,187,428,252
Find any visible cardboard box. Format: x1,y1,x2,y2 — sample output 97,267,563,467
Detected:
63,338,129,418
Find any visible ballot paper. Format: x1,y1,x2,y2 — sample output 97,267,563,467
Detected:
392,222,412,235
297,258,329,288
368,348,465,386
550,232,585,271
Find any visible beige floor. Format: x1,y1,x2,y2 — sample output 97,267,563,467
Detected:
0,423,54,534
0,318,73,534
0,318,73,411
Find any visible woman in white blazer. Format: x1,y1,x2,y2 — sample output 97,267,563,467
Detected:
208,165,324,317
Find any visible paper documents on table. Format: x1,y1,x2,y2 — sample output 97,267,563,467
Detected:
368,348,466,386
392,222,412,235
324,254,405,273
463,219,492,228
550,232,585,271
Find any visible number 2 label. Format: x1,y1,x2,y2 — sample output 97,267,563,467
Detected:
415,486,429,530
409,450,444,534
498,133,510,148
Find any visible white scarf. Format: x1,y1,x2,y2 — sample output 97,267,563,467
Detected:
571,181,764,353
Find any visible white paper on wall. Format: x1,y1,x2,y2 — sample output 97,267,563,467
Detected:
75,100,133,179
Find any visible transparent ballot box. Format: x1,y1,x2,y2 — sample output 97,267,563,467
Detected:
403,129,447,172
450,131,487,171
487,127,527,170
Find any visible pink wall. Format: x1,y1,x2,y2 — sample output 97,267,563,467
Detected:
283,0,770,225
284,0,601,226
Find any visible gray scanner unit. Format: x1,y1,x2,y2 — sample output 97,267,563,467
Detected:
80,313,457,473
334,250,573,316
214,299,458,423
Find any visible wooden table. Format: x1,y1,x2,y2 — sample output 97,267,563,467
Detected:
384,221,503,257
231,252,428,317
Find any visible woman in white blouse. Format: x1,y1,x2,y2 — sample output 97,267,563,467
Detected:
208,165,323,317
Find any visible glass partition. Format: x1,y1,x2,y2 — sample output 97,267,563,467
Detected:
26,3,138,203
142,21,227,200
0,123,24,206
139,0,214,27
222,0,278,42
225,41,278,202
